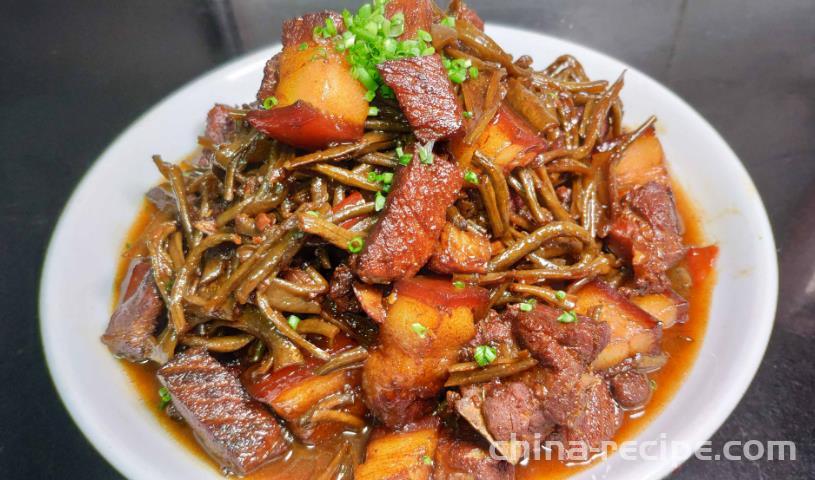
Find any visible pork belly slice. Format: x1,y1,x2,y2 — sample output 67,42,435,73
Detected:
384,0,434,41
378,54,462,143
157,348,288,475
362,277,487,427
573,280,662,370
250,10,368,149
428,222,491,274
356,154,462,283
101,258,163,362
356,422,440,480
433,434,515,480
607,130,687,292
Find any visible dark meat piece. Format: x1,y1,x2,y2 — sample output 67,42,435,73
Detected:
428,222,491,274
509,303,610,367
385,0,433,40
609,370,651,409
101,258,163,362
327,263,361,314
378,55,462,143
462,309,518,361
434,435,515,480
281,10,344,47
608,182,686,292
549,374,622,456
256,53,280,102
157,348,288,475
196,104,237,168
482,381,553,444
355,154,462,283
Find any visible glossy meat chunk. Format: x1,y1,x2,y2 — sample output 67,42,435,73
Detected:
378,54,462,143
156,348,288,475
574,280,662,370
247,100,363,151
355,154,462,283
101,258,163,362
482,381,553,444
462,309,518,361
281,11,344,47
428,222,491,274
249,10,368,149
433,435,515,480
608,130,687,291
384,0,433,40
631,289,689,329
244,362,365,444
510,303,610,367
608,129,670,202
451,103,546,172
609,370,651,409
356,424,439,480
362,278,486,427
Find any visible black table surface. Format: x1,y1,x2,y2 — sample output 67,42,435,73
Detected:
1,0,813,478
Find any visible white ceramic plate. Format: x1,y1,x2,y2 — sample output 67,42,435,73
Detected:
40,24,777,480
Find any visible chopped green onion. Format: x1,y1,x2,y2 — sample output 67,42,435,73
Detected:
449,69,467,84
441,16,456,27
306,210,319,217
348,236,365,253
368,106,379,116
287,314,301,329
411,322,428,338
418,145,432,164
464,170,479,184
557,310,578,323
555,290,567,300
519,302,533,312
382,183,392,193
463,110,473,119
453,280,465,289
422,454,433,466
417,29,432,42
396,146,412,166
158,386,171,410
474,345,498,367
380,172,394,184
469,66,479,78
364,90,376,102
262,96,278,109
374,191,386,211
298,42,309,51
367,171,379,182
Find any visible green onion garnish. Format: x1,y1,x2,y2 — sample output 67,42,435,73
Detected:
262,96,278,109
287,314,301,329
557,310,578,323
464,170,479,184
348,236,365,253
374,191,386,211
411,322,428,338
474,345,498,366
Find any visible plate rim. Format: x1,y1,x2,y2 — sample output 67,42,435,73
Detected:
39,22,778,480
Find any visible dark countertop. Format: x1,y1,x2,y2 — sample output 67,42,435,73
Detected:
1,0,812,478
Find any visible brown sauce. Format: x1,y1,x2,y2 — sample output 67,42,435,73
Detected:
114,181,715,479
